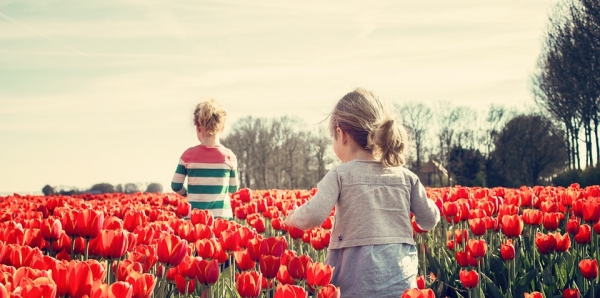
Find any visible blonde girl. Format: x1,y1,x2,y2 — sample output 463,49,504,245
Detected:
284,88,440,297
171,99,239,219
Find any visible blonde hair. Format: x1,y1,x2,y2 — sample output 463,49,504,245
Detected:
329,88,410,167
193,99,227,134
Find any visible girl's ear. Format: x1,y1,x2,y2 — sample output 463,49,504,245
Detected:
338,128,348,145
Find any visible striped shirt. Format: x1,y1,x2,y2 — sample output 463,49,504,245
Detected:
171,144,239,219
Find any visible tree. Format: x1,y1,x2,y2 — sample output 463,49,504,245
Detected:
123,183,139,194
448,147,485,187
89,183,115,194
533,0,600,169
42,185,54,196
491,114,567,186
145,183,163,193
115,184,123,193
398,102,432,172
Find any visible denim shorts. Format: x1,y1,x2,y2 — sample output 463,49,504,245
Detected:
325,243,418,298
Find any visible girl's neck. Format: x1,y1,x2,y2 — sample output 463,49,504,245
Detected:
201,134,221,146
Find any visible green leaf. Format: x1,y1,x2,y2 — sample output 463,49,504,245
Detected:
481,272,504,298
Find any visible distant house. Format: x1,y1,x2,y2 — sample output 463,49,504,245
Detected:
417,160,451,187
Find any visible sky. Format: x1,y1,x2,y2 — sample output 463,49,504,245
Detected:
0,0,557,194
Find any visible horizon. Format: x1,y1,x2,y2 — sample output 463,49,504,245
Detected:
1,0,558,194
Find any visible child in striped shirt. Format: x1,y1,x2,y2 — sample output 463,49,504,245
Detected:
171,99,239,219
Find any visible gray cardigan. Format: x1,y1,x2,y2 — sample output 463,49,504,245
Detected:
287,160,440,249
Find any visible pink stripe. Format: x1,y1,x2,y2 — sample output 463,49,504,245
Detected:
181,145,234,164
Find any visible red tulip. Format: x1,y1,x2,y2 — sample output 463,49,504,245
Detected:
100,229,129,260
236,271,262,298
500,240,515,261
446,240,456,251
574,224,591,244
459,269,479,289
524,292,543,298
501,214,523,238
91,281,133,298
40,218,62,242
542,212,562,231
579,259,598,280
195,259,220,286
61,210,78,237
274,284,307,298
234,250,256,271
554,232,571,252
259,255,281,279
582,199,600,223
128,245,158,273
318,284,341,298
566,217,580,235
220,228,242,252
0,283,8,298
401,288,435,298
157,234,188,268
468,218,486,236
13,276,57,298
594,220,600,235
467,239,486,259
563,288,580,298
176,201,191,218
195,238,218,260
68,261,95,298
288,254,313,281
125,271,156,298
115,259,143,282
306,262,333,290
190,209,214,227
276,265,295,285
75,209,104,239
416,275,425,289
535,232,557,254
260,236,287,257
522,209,543,226
123,210,146,233
103,216,124,230
174,274,195,295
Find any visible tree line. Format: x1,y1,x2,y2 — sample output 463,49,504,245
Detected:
41,182,163,196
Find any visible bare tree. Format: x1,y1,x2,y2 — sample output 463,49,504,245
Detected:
397,102,432,172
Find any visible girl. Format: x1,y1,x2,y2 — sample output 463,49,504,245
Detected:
284,88,440,297
171,99,239,219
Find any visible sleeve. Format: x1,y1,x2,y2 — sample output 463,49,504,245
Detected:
171,158,187,195
228,155,239,193
409,177,440,231
284,168,340,230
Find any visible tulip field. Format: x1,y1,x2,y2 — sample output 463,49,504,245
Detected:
0,185,599,298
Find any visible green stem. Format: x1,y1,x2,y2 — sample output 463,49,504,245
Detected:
84,238,90,260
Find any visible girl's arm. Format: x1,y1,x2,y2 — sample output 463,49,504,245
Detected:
284,169,340,230
171,159,187,196
228,168,239,193
409,179,440,231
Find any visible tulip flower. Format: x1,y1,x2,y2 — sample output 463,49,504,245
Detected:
123,210,146,233
128,245,158,273
500,240,515,261
306,262,334,290
523,291,543,298
91,281,133,298
535,232,557,254
468,218,486,236
274,284,307,298
563,288,580,298
0,283,8,298
501,214,523,238
195,259,220,286
68,261,95,298
260,236,287,257
40,218,62,242
288,254,313,281
459,269,479,289
522,209,543,226
259,255,281,279
574,224,591,244
190,209,214,227
115,260,143,282
195,238,218,260
542,212,562,231
416,275,425,289
566,217,580,235
13,276,57,298
99,230,129,260
103,216,124,231
174,274,195,295
401,288,435,298
318,284,341,298
125,271,156,298
554,232,571,252
467,239,486,259
220,228,242,252
234,250,256,271
579,259,598,280
75,209,104,239
582,200,600,223
157,234,188,268
236,271,262,298
276,265,295,285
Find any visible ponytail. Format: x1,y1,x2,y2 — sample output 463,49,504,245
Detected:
371,117,409,167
